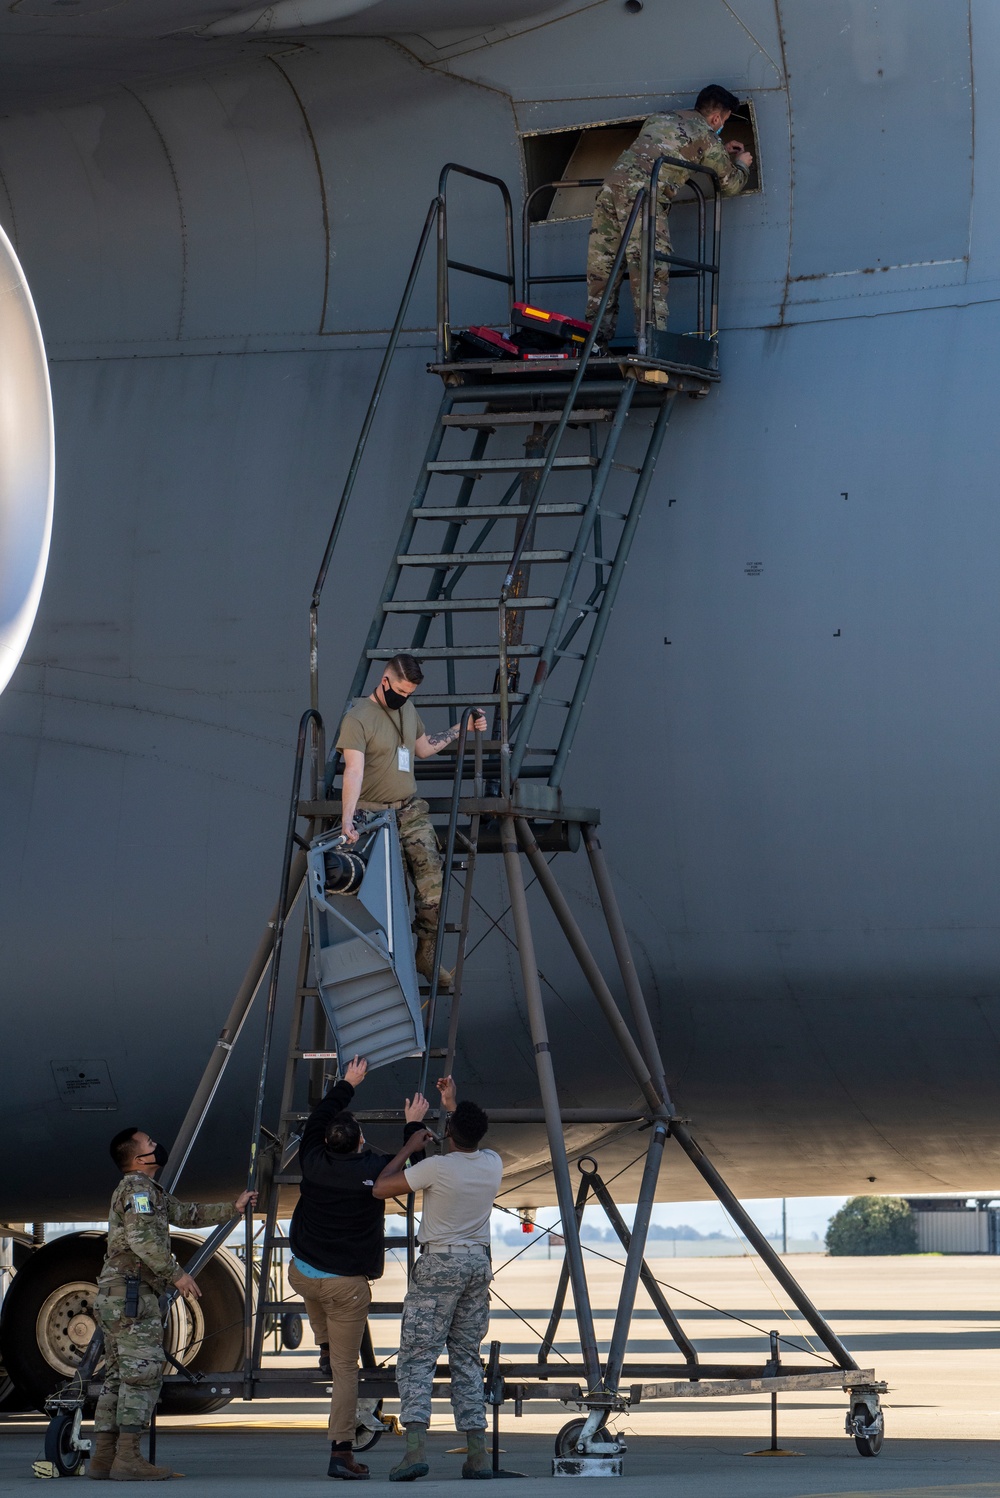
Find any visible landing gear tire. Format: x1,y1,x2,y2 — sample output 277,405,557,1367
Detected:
554,1417,609,1457
0,1231,106,1410
0,1230,244,1415
43,1411,86,1477
0,1239,33,1410
156,1231,245,1416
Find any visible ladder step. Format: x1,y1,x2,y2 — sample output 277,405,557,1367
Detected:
398,550,570,567
368,644,539,660
413,503,586,520
273,1173,303,1185
383,596,556,613
426,457,596,474
440,409,612,428
415,692,526,706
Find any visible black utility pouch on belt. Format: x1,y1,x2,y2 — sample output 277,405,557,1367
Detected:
124,1273,140,1319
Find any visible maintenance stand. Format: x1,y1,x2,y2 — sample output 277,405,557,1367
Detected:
43,160,885,1477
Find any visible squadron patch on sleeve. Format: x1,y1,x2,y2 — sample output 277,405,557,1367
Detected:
127,1193,153,1214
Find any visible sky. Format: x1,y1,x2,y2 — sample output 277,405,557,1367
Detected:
489,1195,849,1243
44,1195,850,1246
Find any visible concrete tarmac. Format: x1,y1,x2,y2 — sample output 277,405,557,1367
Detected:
3,1254,1000,1496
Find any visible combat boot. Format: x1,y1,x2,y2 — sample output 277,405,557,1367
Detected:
461,1430,492,1479
414,938,452,991
109,1430,175,1481
87,1430,118,1479
328,1442,369,1480
389,1422,429,1482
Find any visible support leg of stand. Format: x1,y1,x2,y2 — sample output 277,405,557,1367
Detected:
538,1169,591,1368
242,1204,254,1397
148,1407,156,1466
603,1122,668,1394
583,826,670,1102
517,820,663,1114
500,816,602,1395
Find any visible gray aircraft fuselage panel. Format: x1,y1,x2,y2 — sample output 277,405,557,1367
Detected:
1,0,998,1219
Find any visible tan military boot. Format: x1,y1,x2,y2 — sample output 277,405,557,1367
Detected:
461,1429,492,1479
87,1430,118,1479
109,1431,175,1481
415,937,452,991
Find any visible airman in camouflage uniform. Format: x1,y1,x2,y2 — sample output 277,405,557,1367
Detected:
89,1127,253,1481
354,796,442,947
586,86,753,343
394,1248,492,1431
338,654,487,988
371,1081,502,1483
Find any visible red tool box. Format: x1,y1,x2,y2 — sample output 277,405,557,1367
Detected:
454,324,574,361
510,302,592,350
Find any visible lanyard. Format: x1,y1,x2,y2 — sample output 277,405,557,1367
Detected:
376,697,406,745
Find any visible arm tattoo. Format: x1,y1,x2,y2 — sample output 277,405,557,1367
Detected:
425,723,461,750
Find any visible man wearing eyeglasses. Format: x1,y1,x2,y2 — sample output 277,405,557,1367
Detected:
336,654,486,988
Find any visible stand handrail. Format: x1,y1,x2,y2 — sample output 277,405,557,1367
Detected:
436,163,516,364
496,186,648,794
418,709,483,1097
638,155,722,355
309,197,441,712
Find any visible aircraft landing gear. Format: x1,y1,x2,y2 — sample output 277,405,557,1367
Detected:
0,1230,245,1414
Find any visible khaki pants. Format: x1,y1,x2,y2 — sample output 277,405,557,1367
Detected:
289,1262,371,1443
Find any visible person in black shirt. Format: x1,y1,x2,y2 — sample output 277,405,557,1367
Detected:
289,1055,431,1480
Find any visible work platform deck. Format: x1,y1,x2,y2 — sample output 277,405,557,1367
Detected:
429,352,717,396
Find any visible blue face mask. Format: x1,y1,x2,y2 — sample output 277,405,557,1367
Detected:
715,125,724,136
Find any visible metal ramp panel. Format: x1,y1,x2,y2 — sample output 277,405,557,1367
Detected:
306,815,423,1071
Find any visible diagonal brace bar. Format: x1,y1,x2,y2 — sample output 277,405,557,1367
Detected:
585,1167,698,1367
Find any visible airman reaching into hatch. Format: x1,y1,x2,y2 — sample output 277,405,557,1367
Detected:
586,84,753,344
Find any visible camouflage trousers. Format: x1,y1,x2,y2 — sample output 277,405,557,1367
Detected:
93,1286,165,1432
396,1248,492,1430
358,798,442,940
585,181,672,342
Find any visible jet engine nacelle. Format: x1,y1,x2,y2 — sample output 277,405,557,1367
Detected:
0,223,54,695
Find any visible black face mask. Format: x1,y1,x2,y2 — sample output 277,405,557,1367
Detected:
381,680,410,711
136,1142,169,1172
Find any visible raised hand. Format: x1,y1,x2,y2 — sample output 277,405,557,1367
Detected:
404,1091,430,1123
344,1055,368,1088
436,1075,458,1112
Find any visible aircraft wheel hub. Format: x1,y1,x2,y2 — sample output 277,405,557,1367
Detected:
35,1283,98,1377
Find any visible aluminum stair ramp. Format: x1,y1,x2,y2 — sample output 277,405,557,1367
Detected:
348,375,677,796
306,814,424,1070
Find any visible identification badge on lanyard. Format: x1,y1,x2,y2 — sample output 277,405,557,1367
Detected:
398,746,411,773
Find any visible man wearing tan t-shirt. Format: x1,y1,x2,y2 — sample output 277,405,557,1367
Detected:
335,654,486,987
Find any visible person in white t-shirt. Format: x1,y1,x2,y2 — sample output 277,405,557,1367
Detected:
373,1076,503,1482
